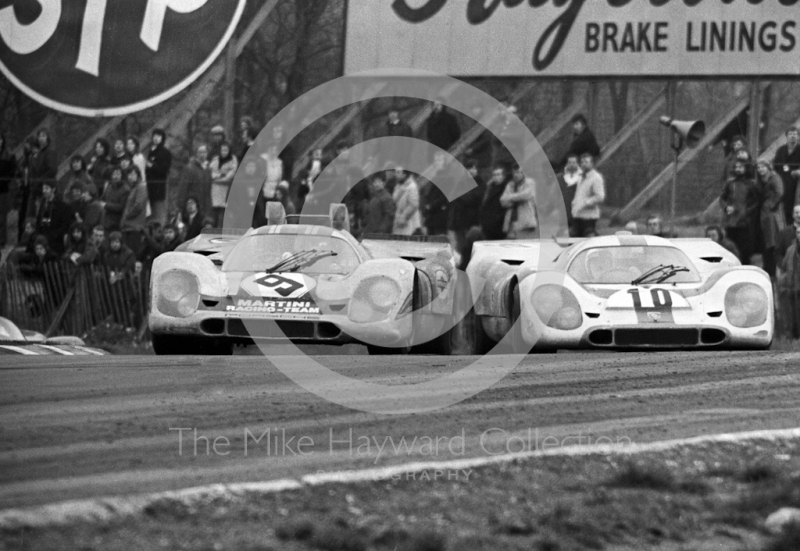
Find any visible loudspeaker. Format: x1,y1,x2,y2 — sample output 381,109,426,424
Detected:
659,116,705,148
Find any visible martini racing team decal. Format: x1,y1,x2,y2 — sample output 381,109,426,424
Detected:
226,299,320,315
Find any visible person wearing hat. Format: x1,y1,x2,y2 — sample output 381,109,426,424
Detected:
146,129,172,226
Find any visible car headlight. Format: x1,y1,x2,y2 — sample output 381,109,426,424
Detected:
725,282,768,328
349,277,401,323
530,285,583,330
157,270,200,318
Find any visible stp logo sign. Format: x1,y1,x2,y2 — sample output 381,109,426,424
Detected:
0,0,245,117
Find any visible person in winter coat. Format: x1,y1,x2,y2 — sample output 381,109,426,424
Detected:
571,153,606,237
756,159,785,278
60,155,91,205
501,163,538,239
121,166,149,256
560,114,600,171
181,196,204,241
385,108,414,167
86,138,112,195
110,138,127,166
363,174,396,235
481,165,510,241
28,129,57,214
146,129,172,226
720,159,760,265
35,181,73,255
63,222,87,264
419,152,450,236
103,231,136,284
426,101,461,154
76,225,107,266
209,142,238,227
0,133,18,248
102,166,130,232
777,225,800,339
774,126,800,225
176,144,212,217
126,136,148,186
392,168,422,236
448,159,485,256
18,235,58,280
559,153,582,235
161,224,182,253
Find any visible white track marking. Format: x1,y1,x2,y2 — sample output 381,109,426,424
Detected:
0,345,40,355
1,427,798,530
37,345,74,356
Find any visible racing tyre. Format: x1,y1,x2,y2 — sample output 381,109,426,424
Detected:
510,286,533,355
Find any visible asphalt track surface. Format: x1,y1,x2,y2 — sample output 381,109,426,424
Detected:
1,350,799,511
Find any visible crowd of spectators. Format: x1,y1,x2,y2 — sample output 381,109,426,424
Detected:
3,110,800,336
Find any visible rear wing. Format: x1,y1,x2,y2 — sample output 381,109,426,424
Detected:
361,234,452,262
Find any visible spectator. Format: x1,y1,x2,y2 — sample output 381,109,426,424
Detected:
103,231,136,284
561,114,600,170
239,127,257,161
420,152,450,236
705,225,740,259
720,159,760,264
426,100,461,154
61,155,91,204
18,235,57,279
774,126,800,225
464,105,493,176
162,224,182,253
28,129,57,217
0,133,17,248
86,138,112,194
571,153,606,237
176,144,212,217
209,142,238,226
63,222,87,264
494,103,524,169
756,159,785,278
392,168,422,236
558,153,581,235
138,221,164,269
209,125,226,159
722,136,749,184
501,163,538,239
13,217,37,258
776,204,800,270
385,108,414,166
17,138,37,237
202,216,215,231
646,215,673,238
125,136,148,186
274,183,296,216
625,221,639,234
35,181,72,255
182,196,203,241
121,166,148,255
110,138,127,166
65,182,85,225
76,225,107,266
363,174,396,235
296,147,325,210
80,184,104,232
145,129,172,226
103,166,130,232
777,224,800,339
448,159,485,257
481,165,509,241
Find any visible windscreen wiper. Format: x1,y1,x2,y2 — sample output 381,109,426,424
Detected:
654,265,689,283
265,249,337,273
631,264,670,286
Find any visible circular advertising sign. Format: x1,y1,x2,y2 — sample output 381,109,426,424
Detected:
0,0,245,116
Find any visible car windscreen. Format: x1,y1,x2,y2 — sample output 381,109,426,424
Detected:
568,246,701,284
223,234,361,275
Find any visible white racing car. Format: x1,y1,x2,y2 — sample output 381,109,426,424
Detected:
466,233,773,352
149,205,469,355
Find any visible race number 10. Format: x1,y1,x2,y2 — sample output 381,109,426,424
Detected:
0,0,208,76
628,288,672,310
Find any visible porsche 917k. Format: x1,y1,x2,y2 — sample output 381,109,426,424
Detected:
465,233,773,352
